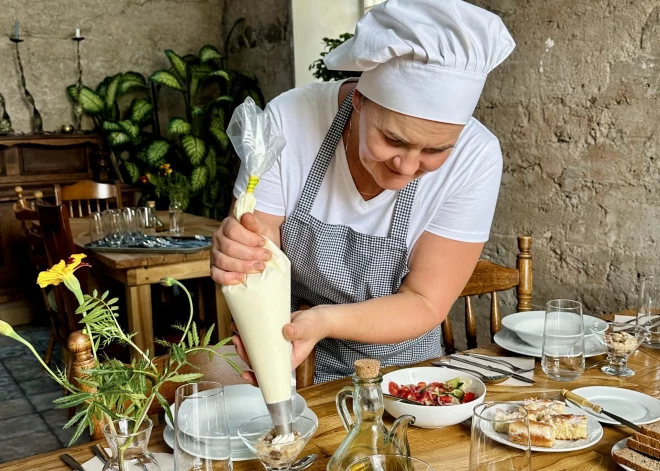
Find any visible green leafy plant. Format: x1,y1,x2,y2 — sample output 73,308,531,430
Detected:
309,33,362,82
0,254,239,455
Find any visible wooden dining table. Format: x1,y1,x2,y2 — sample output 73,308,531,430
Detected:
69,211,230,355
2,343,658,471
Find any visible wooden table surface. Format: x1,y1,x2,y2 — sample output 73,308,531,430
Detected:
2,344,658,471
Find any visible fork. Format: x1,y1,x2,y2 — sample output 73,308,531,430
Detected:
463,352,535,373
431,361,510,384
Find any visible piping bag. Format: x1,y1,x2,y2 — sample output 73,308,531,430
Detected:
221,97,293,435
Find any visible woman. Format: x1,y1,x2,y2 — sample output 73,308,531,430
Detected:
211,0,515,383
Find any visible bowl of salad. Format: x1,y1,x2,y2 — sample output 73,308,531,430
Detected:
381,367,486,428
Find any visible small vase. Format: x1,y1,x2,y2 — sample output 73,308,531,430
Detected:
103,418,160,471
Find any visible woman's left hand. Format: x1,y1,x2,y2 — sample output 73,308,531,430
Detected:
283,306,333,369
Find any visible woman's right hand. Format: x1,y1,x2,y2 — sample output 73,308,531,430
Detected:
210,213,274,286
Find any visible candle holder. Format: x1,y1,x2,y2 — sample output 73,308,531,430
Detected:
72,33,85,130
10,36,44,133
0,92,13,134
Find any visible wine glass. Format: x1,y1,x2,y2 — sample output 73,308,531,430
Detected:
638,276,660,349
590,322,650,377
102,209,122,247
470,402,531,471
238,415,317,471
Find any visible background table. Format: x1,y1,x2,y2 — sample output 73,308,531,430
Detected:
70,211,229,355
2,344,658,471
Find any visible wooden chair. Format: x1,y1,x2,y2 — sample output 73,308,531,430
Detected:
295,236,533,387
441,235,533,354
68,330,249,439
54,179,123,217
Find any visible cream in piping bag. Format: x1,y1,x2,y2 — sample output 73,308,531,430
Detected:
221,97,293,435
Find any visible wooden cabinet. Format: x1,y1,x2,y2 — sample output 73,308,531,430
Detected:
0,133,105,323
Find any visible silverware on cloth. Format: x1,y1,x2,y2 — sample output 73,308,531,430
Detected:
431,361,510,384
59,453,87,471
450,354,536,384
561,389,641,432
463,352,535,373
290,453,318,470
383,393,426,406
92,444,109,465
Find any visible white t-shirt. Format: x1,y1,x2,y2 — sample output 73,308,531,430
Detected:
234,80,503,252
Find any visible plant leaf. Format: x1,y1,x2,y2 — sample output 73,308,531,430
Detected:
168,373,203,383
105,74,122,111
150,70,184,91
168,117,191,136
181,135,206,165
96,76,113,98
123,160,141,184
205,147,217,179
53,393,93,408
210,117,229,151
192,322,199,346
102,121,122,132
119,72,148,94
130,99,153,123
66,84,78,102
78,86,105,114
165,49,187,81
107,132,130,147
118,120,140,139
203,324,215,347
190,166,209,192
146,140,170,166
156,391,173,426
213,95,233,105
201,70,231,86
68,413,90,446
199,45,223,62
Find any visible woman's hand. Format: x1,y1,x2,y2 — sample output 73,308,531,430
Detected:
232,306,334,386
210,213,275,286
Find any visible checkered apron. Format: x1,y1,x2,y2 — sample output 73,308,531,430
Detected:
281,91,442,383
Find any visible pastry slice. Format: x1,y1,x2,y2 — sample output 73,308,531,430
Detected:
494,408,526,433
523,398,565,421
509,420,556,448
541,414,588,440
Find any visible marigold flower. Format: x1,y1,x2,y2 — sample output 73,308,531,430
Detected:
37,254,90,305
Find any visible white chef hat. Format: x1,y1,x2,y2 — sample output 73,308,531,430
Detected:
323,0,515,125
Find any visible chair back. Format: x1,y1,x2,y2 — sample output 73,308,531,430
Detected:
441,235,533,354
54,180,123,217
36,203,81,334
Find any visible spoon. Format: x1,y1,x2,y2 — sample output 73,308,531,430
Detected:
431,361,511,384
290,453,318,470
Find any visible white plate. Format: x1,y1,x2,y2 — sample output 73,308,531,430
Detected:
164,384,307,439
494,327,607,358
481,402,603,453
568,387,660,425
162,407,319,462
501,311,607,349
611,437,634,471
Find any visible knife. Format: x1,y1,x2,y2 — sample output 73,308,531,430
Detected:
561,389,642,432
60,453,87,471
449,354,536,384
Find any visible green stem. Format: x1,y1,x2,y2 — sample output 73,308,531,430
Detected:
14,336,77,394
170,279,194,345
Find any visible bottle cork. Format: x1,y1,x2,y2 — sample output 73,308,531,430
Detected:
354,359,380,379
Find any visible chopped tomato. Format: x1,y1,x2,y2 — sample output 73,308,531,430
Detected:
389,382,400,396
462,392,476,404
387,377,476,407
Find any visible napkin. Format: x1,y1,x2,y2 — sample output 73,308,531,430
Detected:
82,449,174,471
447,356,535,387
614,314,654,324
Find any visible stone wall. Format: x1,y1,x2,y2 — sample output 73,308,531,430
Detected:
447,0,660,350
0,0,226,133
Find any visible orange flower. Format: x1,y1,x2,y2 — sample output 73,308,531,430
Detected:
37,254,90,305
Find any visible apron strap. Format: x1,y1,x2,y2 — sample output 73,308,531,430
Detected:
389,178,419,241
296,91,355,216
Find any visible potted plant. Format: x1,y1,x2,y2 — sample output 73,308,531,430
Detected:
0,254,239,469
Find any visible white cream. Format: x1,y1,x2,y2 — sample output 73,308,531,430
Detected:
271,433,295,445
222,237,292,405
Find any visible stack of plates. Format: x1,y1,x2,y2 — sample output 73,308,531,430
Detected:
162,384,318,461
494,311,608,358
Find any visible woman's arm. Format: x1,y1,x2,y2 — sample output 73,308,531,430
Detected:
283,231,483,367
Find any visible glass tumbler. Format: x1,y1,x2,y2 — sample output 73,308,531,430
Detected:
102,209,122,247
89,211,104,246
638,276,660,349
136,207,152,237
169,201,184,233
470,403,531,471
174,381,232,471
121,207,137,245
541,299,585,381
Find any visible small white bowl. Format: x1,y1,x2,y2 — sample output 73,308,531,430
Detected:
501,311,608,349
381,367,486,428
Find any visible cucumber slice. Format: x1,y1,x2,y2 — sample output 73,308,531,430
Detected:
450,388,464,400
445,378,460,390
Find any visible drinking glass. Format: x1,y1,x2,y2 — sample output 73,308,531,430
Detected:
169,201,184,233
347,455,434,471
102,209,122,247
89,211,104,246
174,381,231,471
136,207,152,237
541,299,585,381
470,403,531,471
121,207,137,245
638,276,660,348
102,418,160,471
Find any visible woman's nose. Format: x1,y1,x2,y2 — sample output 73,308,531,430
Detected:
391,154,420,177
